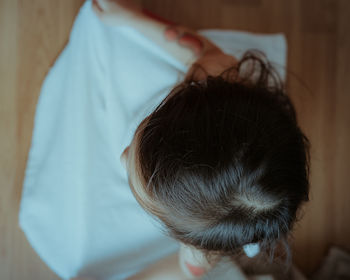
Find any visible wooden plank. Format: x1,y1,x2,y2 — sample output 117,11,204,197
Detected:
0,0,349,278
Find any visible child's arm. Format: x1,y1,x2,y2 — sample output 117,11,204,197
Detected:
92,0,222,67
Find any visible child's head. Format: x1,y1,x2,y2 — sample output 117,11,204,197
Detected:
121,50,310,267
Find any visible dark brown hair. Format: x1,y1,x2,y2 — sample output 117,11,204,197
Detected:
136,49,310,272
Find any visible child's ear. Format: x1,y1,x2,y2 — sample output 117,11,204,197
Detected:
178,242,213,278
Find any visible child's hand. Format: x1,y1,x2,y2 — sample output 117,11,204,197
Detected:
178,243,215,278
164,25,222,58
163,25,239,80
91,0,235,69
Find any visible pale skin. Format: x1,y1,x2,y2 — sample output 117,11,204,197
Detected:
91,0,238,80
71,1,239,279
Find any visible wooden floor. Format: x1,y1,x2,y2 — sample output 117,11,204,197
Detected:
1,0,349,279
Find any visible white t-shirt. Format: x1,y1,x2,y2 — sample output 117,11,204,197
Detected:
18,1,287,279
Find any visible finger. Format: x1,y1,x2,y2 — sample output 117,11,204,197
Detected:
185,261,206,277
164,27,179,41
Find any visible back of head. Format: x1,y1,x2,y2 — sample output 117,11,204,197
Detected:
136,50,311,268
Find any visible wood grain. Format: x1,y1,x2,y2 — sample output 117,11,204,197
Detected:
0,0,349,278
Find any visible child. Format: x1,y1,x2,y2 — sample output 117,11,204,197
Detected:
93,0,311,279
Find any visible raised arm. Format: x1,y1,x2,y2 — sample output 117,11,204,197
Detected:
92,0,223,67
